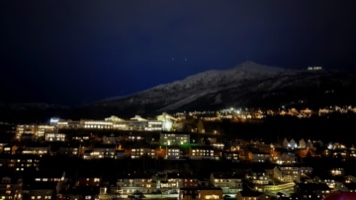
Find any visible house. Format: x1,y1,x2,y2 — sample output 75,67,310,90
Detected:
347,145,356,157
19,143,49,155
282,138,298,149
159,172,182,193
0,154,40,171
331,149,348,160
76,176,101,187
299,139,307,149
130,148,156,159
32,170,66,183
236,190,269,200
273,166,300,183
245,168,270,186
73,186,100,200
44,133,66,142
344,175,356,183
102,134,121,145
165,147,183,160
246,151,271,163
222,151,239,162
116,172,156,195
189,146,219,160
160,133,190,146
210,172,243,194
0,172,22,200
272,151,296,165
330,168,345,176
57,145,80,156
20,134,37,142
22,182,57,200
82,145,118,159
294,182,332,199
181,176,200,188
1,145,12,154
178,187,222,200
299,166,313,177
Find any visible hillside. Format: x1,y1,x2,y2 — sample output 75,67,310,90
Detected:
1,61,355,121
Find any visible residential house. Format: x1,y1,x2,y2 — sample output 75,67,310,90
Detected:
210,172,243,194
181,176,199,188
82,145,119,159
294,182,332,199
282,138,298,149
299,167,313,178
0,172,22,200
20,134,37,142
130,148,156,159
222,151,239,162
18,144,49,156
313,172,345,190
166,147,183,160
344,175,356,183
73,186,100,200
189,146,219,160
299,139,307,149
236,190,269,200
272,151,296,165
0,154,40,171
247,151,271,163
23,182,57,200
116,173,156,194
178,187,222,200
349,146,356,159
32,171,66,183
273,166,300,183
159,172,182,194
102,134,121,145
76,177,101,187
245,168,270,186
57,145,81,157
160,133,190,146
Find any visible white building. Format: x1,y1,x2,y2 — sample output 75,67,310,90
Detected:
44,133,66,142
160,133,190,146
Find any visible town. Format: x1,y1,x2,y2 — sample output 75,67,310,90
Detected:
0,106,356,200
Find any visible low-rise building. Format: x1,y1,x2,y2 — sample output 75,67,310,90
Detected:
210,172,243,194
179,187,222,200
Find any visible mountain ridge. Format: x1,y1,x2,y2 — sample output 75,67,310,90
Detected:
86,61,355,118
1,61,355,122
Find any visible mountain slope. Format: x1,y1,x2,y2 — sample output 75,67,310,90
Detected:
1,61,355,121
78,61,356,118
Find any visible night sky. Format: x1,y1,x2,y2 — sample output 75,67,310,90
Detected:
1,0,356,106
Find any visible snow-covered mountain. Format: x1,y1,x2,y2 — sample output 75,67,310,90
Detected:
2,61,354,122
81,61,356,117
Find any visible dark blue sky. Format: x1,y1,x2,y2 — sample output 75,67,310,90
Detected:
1,0,356,105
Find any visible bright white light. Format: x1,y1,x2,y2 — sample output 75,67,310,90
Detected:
163,120,173,131
50,118,59,124
328,144,333,150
